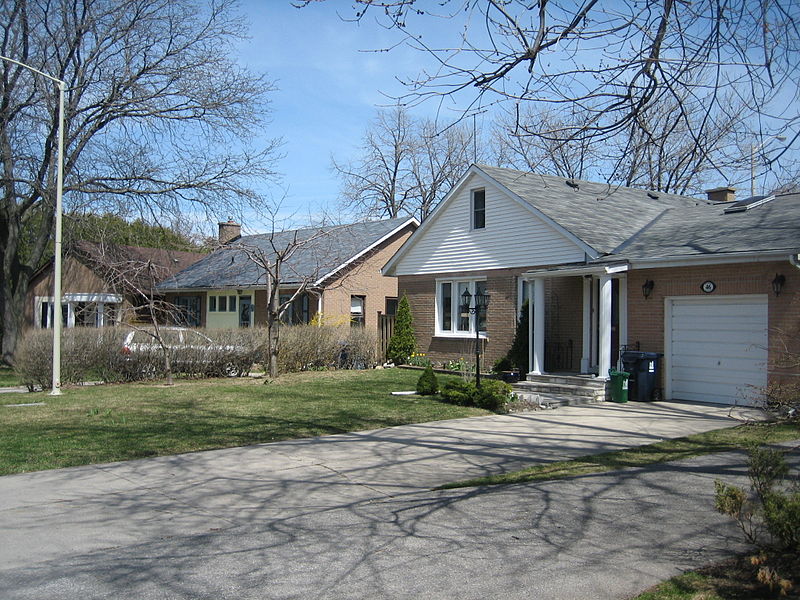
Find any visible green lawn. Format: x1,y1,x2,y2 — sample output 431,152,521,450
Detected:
438,421,800,489
0,369,486,475
0,365,21,387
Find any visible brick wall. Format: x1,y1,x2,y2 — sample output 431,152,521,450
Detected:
322,225,414,331
626,260,800,387
400,267,526,369
545,277,583,371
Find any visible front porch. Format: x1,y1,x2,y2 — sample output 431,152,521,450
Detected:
521,264,629,388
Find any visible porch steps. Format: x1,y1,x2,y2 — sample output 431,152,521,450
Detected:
512,374,608,409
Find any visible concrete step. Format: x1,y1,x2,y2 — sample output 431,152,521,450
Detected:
524,374,606,388
512,390,606,410
514,381,606,399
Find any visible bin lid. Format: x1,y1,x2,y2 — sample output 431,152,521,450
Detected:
641,352,663,359
621,351,646,360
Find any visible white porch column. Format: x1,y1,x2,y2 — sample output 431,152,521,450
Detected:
580,276,592,373
598,275,613,379
530,278,545,375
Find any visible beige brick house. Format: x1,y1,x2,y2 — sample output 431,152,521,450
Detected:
383,164,800,406
157,218,417,331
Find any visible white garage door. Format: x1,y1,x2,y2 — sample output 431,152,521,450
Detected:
667,296,768,405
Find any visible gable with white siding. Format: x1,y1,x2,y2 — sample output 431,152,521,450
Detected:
386,171,587,276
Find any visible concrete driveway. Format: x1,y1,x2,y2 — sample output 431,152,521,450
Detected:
0,401,773,599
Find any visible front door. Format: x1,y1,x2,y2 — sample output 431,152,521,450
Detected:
239,296,252,327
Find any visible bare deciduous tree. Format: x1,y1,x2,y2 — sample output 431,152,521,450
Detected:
495,84,750,195
309,0,798,188
1,0,281,363
333,105,479,220
332,106,415,219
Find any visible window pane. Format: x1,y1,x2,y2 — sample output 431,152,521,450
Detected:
385,297,398,316
229,296,237,311
40,301,50,329
473,189,486,229
457,282,470,331
440,283,452,331
218,296,227,312
350,295,365,327
475,281,487,332
209,296,217,312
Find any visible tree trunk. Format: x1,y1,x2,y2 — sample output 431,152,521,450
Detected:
1,268,29,366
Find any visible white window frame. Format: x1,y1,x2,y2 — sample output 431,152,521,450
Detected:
35,294,122,329
435,277,488,338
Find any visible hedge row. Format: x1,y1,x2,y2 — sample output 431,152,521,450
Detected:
15,324,379,390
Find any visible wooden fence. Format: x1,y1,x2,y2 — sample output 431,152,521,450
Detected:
377,312,395,361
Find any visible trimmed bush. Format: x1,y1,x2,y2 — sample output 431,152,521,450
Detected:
440,379,476,406
474,379,513,411
416,365,439,395
439,378,511,412
386,295,415,365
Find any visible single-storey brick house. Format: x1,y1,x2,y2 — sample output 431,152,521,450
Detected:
383,164,800,406
157,217,417,331
27,241,204,329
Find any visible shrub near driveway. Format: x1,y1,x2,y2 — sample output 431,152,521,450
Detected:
0,369,485,475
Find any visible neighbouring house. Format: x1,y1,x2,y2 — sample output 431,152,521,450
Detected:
26,241,205,329
156,217,418,331
382,164,800,406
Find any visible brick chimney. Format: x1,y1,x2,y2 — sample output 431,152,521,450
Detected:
705,186,736,203
218,219,241,245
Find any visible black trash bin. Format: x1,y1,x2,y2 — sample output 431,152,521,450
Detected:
620,351,663,401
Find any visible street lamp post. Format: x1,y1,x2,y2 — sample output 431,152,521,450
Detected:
750,136,787,197
0,55,66,395
460,289,490,387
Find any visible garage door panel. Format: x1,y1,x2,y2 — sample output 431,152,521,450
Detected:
670,365,762,386
670,356,766,374
668,296,767,406
671,341,767,360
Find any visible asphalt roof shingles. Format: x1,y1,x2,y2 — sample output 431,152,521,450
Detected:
475,165,800,260
158,218,412,290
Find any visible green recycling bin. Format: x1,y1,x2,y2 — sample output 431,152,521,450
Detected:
608,369,630,403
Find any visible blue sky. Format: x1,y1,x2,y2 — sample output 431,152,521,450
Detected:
234,1,452,229
231,2,796,233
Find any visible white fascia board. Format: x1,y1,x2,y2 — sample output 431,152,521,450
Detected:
318,217,419,285
472,165,600,260
522,261,629,279
383,168,481,276
629,249,800,269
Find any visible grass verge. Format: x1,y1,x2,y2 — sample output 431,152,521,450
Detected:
0,369,484,475
0,365,21,387
437,421,800,489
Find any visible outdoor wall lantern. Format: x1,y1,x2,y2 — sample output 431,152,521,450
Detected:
642,279,655,299
772,273,785,296
460,289,491,387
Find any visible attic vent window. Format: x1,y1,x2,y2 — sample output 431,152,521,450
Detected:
647,192,659,199
566,179,579,190
723,194,776,214
471,189,486,230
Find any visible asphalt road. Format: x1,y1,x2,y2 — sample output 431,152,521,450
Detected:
0,401,783,599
